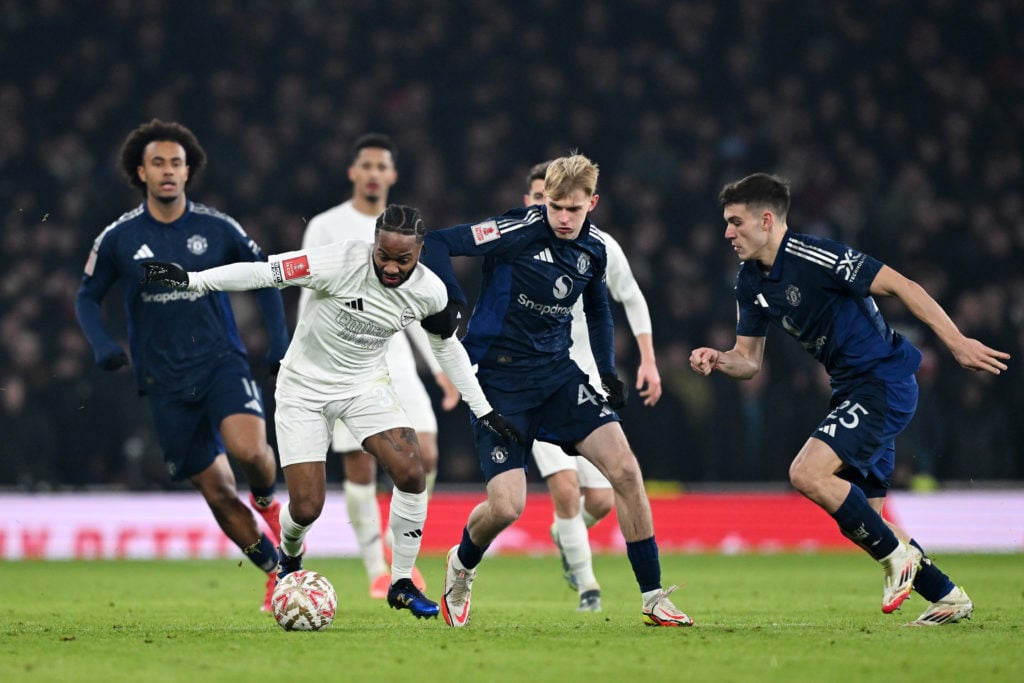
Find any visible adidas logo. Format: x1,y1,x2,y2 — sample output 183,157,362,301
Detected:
243,399,263,414
533,248,553,263
818,423,836,437
133,244,155,260
344,298,364,311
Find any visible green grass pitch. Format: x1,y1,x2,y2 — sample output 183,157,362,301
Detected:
2,552,1022,682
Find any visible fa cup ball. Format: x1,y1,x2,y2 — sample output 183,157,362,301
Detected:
271,570,337,631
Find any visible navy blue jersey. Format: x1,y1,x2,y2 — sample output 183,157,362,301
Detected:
422,206,614,394
735,231,921,385
76,201,289,394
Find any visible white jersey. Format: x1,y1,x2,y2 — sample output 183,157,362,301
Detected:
186,240,491,416
299,200,442,378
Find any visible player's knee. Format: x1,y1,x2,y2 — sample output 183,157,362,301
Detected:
585,491,614,519
288,497,324,526
388,460,426,494
491,501,522,528
549,478,579,510
788,462,818,497
229,443,270,467
603,454,642,490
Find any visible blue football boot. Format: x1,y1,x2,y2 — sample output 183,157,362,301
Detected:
276,549,304,581
387,578,440,619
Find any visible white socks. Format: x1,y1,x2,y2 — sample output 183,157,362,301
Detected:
387,487,428,582
278,503,310,558
555,513,598,592
345,480,388,579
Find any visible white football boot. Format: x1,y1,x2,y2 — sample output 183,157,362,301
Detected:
907,586,973,626
642,585,694,627
441,545,476,627
880,541,923,613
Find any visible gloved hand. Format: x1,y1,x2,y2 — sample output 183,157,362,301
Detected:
600,373,627,409
477,411,523,444
97,348,130,371
140,261,189,288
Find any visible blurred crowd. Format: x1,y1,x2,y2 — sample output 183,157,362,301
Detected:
2,0,1022,490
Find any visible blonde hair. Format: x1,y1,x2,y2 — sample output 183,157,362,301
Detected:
544,153,599,200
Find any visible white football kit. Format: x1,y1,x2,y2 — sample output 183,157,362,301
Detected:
185,240,492,467
300,200,442,452
531,232,653,487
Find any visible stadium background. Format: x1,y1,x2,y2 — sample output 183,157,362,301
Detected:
1,1,1021,507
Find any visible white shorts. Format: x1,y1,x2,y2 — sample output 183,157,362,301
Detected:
276,381,411,468
531,440,612,489
330,334,437,452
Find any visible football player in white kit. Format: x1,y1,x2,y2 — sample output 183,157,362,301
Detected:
140,204,520,620
299,133,458,597
523,162,663,613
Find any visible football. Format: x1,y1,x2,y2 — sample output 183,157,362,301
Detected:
271,570,338,631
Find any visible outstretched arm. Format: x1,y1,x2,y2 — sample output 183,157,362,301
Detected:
142,260,284,292
870,265,1009,375
690,335,765,380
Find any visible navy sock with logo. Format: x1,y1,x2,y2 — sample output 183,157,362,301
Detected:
830,486,899,560
243,532,279,573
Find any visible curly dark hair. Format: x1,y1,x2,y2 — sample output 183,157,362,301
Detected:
118,119,207,196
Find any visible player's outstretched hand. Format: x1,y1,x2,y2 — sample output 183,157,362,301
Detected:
140,261,189,288
478,411,523,445
950,337,1010,375
600,373,627,409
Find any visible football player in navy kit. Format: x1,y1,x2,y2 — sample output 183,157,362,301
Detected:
525,161,663,613
422,153,692,628
75,120,290,612
690,172,1009,625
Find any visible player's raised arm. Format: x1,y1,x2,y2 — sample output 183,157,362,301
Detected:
869,265,1009,375
141,259,280,292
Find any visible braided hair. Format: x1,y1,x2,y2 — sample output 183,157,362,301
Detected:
376,204,426,244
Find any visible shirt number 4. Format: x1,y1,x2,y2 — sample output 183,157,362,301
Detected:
577,383,601,406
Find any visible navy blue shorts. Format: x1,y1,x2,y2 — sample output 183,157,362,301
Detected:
813,375,918,496
147,354,265,481
471,368,620,482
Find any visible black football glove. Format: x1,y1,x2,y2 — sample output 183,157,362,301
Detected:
600,373,627,410
477,411,523,445
140,261,189,288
